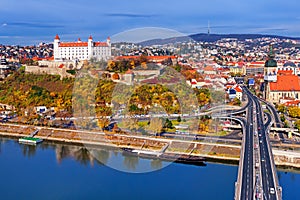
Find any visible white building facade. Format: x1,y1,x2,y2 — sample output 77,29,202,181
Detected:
53,35,111,61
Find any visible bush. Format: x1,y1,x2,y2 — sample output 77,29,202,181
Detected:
66,70,76,75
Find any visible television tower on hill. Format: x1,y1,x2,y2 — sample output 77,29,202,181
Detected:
208,21,211,35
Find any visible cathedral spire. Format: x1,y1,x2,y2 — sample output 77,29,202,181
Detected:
268,44,275,59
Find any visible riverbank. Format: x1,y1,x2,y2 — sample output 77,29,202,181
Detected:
1,122,300,168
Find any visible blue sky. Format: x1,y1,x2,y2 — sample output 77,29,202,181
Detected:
1,0,300,45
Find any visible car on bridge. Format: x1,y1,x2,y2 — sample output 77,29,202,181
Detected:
270,187,275,194
256,192,262,199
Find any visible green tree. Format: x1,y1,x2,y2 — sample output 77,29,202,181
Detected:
177,116,182,122
164,118,173,129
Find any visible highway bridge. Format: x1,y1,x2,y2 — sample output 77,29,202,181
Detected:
234,87,281,200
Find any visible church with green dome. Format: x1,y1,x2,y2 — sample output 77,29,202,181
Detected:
263,45,300,102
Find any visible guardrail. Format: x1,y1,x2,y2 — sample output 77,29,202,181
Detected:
219,116,246,200
265,121,282,200
255,94,282,200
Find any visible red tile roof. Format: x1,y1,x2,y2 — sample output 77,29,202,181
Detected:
94,42,108,47
277,70,293,75
59,42,88,47
270,75,300,91
284,100,300,107
186,69,197,74
59,42,108,47
55,34,60,40
191,80,197,85
125,69,134,74
203,66,214,71
46,56,54,61
250,61,265,65
235,87,243,93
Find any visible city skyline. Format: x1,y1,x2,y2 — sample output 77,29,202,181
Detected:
1,0,300,45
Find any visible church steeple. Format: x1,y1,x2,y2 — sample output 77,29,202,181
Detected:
264,44,277,100
268,45,275,59
265,45,277,68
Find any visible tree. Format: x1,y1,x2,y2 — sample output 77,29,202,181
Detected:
277,104,287,113
288,107,300,118
177,116,182,122
146,117,163,135
97,118,110,131
280,114,285,123
112,73,120,80
294,120,300,131
231,97,241,106
123,118,139,133
164,118,173,129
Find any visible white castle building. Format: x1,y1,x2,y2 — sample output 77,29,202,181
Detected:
53,34,111,61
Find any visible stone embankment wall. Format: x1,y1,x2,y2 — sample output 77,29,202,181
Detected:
25,65,74,79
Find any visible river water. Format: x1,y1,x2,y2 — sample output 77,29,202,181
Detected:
0,138,298,200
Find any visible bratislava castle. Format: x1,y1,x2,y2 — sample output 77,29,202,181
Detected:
53,34,111,61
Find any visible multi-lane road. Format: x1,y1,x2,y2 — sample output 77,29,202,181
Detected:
238,87,280,200
240,88,254,199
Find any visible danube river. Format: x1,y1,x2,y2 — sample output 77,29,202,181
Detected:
0,138,299,200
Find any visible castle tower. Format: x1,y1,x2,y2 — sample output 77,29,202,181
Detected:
106,36,112,58
264,45,278,100
88,35,93,60
106,36,111,46
54,34,60,60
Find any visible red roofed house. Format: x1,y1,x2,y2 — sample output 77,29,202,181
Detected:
53,34,111,61
203,66,216,75
284,100,300,107
234,86,243,100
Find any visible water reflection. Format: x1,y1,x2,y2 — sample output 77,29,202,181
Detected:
90,149,110,166
56,145,91,165
151,159,163,170
123,155,139,170
20,144,37,158
55,144,109,166
0,137,207,173
43,142,172,172
0,137,11,153
0,137,240,200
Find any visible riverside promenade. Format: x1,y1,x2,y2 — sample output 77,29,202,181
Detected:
0,123,300,168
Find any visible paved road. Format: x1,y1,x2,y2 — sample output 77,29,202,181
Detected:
259,98,285,142
244,87,280,200
240,88,254,200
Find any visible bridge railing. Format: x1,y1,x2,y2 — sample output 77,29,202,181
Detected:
231,117,247,200
265,125,282,200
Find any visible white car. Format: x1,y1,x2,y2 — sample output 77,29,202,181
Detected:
270,187,275,194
